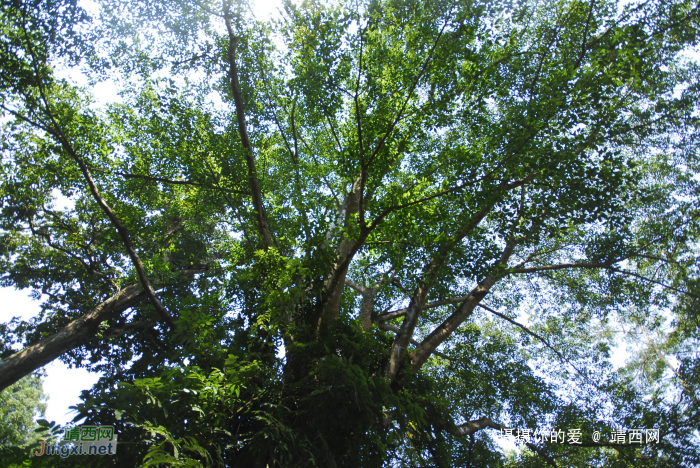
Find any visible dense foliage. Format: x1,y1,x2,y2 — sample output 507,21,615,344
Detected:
0,375,46,448
1,0,699,466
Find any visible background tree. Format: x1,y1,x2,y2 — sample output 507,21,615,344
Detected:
0,374,47,447
1,0,699,466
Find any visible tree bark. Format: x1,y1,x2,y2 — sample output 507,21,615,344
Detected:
223,6,274,250
410,275,497,371
0,285,147,392
384,206,494,382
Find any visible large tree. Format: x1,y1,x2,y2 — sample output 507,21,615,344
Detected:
1,0,699,466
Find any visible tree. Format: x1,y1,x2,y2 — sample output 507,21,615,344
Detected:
1,0,699,466
0,374,47,447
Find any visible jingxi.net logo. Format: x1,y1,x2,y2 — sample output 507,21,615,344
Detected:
34,425,117,458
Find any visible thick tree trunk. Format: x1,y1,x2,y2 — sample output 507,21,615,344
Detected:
320,178,363,322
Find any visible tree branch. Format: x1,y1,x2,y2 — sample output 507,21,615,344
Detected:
346,271,394,332
384,205,497,382
375,295,469,322
15,22,177,329
376,323,452,361
447,416,503,437
0,285,148,392
447,416,665,466
639,325,699,405
50,137,177,328
410,240,517,371
510,262,698,298
477,303,588,377
510,262,611,274
223,3,274,250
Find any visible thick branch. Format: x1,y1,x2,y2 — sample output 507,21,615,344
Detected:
376,323,451,361
0,262,209,393
411,275,497,371
346,273,393,331
223,4,274,249
317,178,365,327
384,207,494,382
0,285,147,392
377,295,585,375
346,278,375,331
410,240,517,371
448,416,503,437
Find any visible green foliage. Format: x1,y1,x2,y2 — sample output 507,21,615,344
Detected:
1,0,700,466
0,375,47,447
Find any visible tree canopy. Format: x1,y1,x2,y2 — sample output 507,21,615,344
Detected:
0,374,47,448
1,0,700,466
